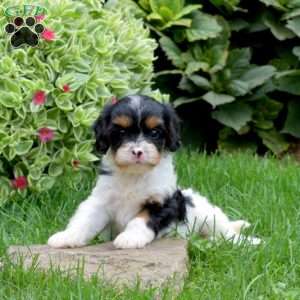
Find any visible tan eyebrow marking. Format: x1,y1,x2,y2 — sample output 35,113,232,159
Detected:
144,116,163,129
112,115,132,128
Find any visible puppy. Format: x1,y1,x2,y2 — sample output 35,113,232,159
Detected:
48,95,260,249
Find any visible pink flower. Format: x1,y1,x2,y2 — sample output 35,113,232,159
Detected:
35,15,45,22
11,176,28,190
111,96,118,105
38,127,54,143
42,29,55,41
33,90,46,105
63,84,71,93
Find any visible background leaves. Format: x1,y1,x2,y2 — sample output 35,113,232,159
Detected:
0,0,157,205
125,0,300,155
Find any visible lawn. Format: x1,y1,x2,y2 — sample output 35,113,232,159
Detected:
1,150,300,299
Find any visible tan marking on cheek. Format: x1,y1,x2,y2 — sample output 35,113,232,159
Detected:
112,153,129,169
146,197,162,205
113,158,127,169
137,209,150,221
112,115,132,128
112,144,131,168
151,153,161,166
151,153,160,166
146,143,161,166
145,116,163,129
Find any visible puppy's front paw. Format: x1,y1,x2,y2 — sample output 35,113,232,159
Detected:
113,231,151,249
47,230,86,248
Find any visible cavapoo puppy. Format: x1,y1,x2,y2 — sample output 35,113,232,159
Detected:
48,95,260,249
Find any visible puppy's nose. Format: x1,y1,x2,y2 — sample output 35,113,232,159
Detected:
132,148,143,158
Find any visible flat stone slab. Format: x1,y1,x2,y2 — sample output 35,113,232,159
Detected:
8,238,187,289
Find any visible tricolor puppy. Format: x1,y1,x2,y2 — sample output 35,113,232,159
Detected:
48,95,260,249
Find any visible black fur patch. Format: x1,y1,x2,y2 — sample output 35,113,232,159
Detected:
143,190,193,236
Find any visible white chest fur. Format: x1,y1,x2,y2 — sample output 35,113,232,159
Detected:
99,154,177,229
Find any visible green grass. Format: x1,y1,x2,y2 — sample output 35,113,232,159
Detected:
1,151,300,299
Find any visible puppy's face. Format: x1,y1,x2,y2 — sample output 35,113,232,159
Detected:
93,95,180,171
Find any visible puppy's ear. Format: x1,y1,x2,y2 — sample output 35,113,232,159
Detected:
92,106,112,154
163,104,181,152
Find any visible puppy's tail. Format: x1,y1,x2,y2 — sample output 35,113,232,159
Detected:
181,188,262,245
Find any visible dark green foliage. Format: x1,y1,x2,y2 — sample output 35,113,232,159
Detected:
130,0,300,154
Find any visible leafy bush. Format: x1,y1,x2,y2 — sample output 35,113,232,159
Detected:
0,0,157,205
128,0,300,154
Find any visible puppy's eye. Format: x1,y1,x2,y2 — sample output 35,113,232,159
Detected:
150,129,160,139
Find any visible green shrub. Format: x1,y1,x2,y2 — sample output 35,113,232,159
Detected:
128,0,300,154
0,0,157,205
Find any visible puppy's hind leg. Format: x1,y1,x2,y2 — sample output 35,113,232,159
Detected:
181,188,261,245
